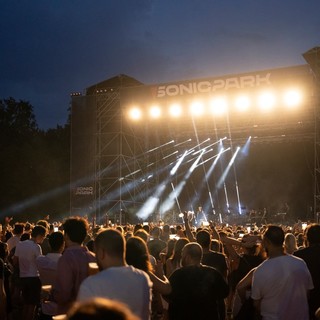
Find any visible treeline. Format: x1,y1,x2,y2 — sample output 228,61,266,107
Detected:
0,97,70,222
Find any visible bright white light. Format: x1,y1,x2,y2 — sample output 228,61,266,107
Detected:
149,105,161,118
189,101,204,116
128,107,142,120
258,92,276,112
209,97,228,115
169,103,182,117
283,89,302,108
235,95,250,112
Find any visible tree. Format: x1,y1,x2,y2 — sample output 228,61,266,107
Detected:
0,98,70,222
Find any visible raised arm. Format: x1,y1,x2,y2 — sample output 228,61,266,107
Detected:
183,211,196,242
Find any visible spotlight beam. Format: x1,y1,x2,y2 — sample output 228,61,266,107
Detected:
217,147,241,189
174,138,192,147
197,147,230,167
163,150,179,160
170,150,188,175
146,140,175,153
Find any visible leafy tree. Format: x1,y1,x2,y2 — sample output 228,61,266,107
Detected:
0,98,70,222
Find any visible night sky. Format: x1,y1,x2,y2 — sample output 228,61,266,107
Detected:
1,0,319,129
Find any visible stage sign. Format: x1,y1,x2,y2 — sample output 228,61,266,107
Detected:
121,65,313,106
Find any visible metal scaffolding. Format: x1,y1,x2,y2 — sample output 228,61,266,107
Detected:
303,47,320,221
92,80,148,223
71,54,319,223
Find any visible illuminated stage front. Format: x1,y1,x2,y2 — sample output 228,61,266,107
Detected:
70,50,320,225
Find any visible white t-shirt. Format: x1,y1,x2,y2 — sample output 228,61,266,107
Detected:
36,253,62,285
251,254,313,320
78,265,152,320
7,234,21,252
15,239,42,277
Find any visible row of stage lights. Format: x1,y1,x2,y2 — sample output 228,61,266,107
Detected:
127,89,304,120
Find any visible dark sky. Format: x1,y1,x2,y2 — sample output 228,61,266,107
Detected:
1,0,319,129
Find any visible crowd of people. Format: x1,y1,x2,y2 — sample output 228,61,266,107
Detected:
0,212,320,320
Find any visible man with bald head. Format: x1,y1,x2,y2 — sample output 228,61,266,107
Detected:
165,242,229,320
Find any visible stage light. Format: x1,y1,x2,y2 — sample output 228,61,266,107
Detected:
235,95,250,112
283,89,302,108
128,107,142,120
209,97,228,115
169,103,182,117
258,91,276,112
149,105,161,118
189,101,204,116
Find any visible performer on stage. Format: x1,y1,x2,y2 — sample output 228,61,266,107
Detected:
180,211,195,226
195,206,207,227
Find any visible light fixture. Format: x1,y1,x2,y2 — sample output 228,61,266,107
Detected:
258,91,276,112
128,107,142,120
169,103,182,117
209,97,228,115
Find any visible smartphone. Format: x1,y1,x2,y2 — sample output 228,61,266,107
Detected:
54,227,59,232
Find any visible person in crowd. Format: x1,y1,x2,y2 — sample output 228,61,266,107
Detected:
13,225,47,320
66,297,139,320
77,228,152,320
284,232,298,254
211,238,224,253
165,238,189,277
147,227,167,261
232,267,256,320
134,229,150,244
251,225,313,320
221,232,264,289
0,241,11,320
36,231,65,285
196,229,229,279
133,224,143,234
6,223,24,253
134,229,158,269
0,253,7,320
116,225,124,235
9,228,32,318
126,236,171,319
37,220,51,255
294,223,320,319
160,224,170,243
160,238,176,275
20,232,31,241
165,242,229,320
175,225,185,238
143,224,150,234
52,217,96,314
36,230,65,319
296,232,305,249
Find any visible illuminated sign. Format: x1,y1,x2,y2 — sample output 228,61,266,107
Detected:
155,73,271,98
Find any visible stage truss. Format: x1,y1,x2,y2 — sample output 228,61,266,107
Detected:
70,51,320,223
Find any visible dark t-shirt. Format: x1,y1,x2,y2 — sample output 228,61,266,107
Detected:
230,254,263,290
294,245,320,318
167,264,229,320
202,250,228,277
147,239,166,260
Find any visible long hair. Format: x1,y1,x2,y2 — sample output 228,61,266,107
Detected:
170,238,189,265
166,239,176,260
125,236,152,273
